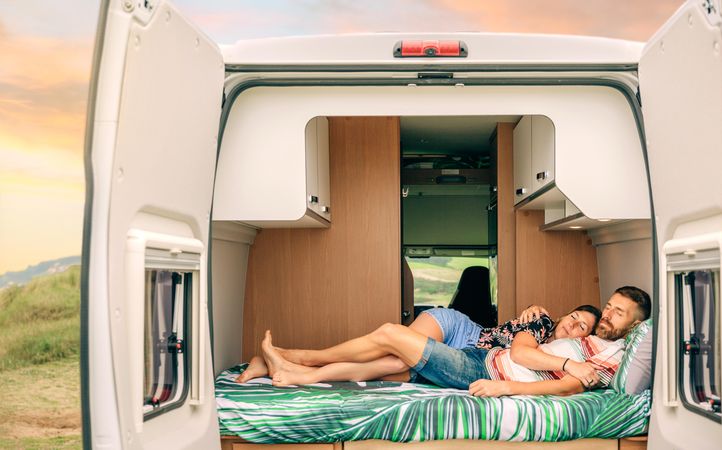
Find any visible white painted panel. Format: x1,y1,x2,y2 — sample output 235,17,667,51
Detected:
531,115,555,192
222,33,643,65
305,118,319,215
210,222,255,376
640,1,722,448
595,237,653,306
512,116,532,202
89,0,224,448
215,84,648,222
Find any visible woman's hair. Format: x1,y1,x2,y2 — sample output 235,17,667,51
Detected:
571,304,602,331
550,304,602,337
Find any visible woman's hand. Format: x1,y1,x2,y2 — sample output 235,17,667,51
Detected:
564,360,603,388
519,305,550,323
469,379,513,397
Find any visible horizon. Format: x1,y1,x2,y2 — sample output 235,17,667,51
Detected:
0,0,684,273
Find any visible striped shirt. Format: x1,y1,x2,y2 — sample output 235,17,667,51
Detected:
484,335,625,387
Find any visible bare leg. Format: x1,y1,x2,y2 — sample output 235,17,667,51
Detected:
280,313,444,366
277,335,392,366
378,312,441,380
273,356,410,386
270,324,429,385
236,355,268,383
408,312,444,342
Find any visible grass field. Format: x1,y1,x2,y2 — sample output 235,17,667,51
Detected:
407,256,495,306
0,267,81,449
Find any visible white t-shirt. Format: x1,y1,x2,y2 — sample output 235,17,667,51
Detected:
484,335,625,387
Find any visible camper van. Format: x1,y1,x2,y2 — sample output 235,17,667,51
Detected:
82,0,721,448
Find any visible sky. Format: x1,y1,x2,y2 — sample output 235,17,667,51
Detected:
0,0,684,274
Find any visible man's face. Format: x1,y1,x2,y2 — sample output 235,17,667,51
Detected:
596,293,641,340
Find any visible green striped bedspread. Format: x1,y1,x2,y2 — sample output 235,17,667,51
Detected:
216,364,651,443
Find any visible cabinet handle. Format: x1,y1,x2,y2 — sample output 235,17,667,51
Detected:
536,171,549,181
321,206,330,213
308,195,318,204
515,188,527,196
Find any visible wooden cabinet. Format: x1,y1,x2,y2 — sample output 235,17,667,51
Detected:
513,115,554,204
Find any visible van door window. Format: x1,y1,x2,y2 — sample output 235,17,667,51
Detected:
143,269,190,418
674,267,721,419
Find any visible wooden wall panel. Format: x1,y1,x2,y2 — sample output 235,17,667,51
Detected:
515,210,600,319
495,123,517,323
242,117,401,361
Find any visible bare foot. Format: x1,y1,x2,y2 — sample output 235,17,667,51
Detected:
261,330,313,376
273,369,314,387
236,355,268,383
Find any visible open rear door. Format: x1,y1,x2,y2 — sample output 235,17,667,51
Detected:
640,1,722,448
82,1,224,448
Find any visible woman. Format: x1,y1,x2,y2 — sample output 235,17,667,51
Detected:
239,304,602,386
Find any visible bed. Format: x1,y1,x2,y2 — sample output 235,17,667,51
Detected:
215,364,651,445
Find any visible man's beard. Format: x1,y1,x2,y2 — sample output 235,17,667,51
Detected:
596,319,630,341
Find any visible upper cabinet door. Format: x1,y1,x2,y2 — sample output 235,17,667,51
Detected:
83,1,224,449
639,1,722,449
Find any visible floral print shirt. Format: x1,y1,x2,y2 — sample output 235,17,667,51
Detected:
475,314,554,349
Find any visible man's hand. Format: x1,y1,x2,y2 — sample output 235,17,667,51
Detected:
519,305,550,323
469,379,513,397
564,360,604,388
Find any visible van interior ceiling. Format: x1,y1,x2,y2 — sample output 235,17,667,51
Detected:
400,116,513,328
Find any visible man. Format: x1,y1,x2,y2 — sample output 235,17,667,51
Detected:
263,286,651,398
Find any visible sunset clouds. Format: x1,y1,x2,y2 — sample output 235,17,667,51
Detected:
0,12,93,272
0,0,685,273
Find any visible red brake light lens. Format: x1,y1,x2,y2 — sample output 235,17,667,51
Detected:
393,40,468,58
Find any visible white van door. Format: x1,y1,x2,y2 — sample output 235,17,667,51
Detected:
639,1,722,448
83,1,224,448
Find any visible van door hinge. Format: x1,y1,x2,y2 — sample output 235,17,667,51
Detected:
701,0,722,26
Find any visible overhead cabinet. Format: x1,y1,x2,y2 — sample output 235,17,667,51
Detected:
512,114,649,230
513,115,555,202
214,116,331,228
304,117,331,222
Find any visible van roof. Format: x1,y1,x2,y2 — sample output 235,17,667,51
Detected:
221,32,643,67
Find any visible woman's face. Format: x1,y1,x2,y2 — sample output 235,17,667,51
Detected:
553,310,597,339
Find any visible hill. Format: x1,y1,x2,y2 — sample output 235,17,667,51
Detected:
0,256,81,289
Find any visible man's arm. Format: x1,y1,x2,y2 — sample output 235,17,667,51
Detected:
509,333,601,387
469,376,584,398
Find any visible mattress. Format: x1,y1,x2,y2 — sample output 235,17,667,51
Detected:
215,364,651,444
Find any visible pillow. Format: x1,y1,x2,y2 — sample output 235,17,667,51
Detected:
611,318,653,395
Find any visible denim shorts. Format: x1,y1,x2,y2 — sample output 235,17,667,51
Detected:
421,307,482,349
410,338,490,390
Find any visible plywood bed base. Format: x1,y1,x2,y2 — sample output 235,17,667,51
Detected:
221,436,647,450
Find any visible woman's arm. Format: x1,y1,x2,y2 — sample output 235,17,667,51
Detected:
509,332,601,387
469,376,584,397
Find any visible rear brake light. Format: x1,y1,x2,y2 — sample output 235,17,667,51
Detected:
393,40,468,58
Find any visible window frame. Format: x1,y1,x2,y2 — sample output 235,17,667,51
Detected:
142,268,194,421
665,233,722,423
674,267,721,422
125,229,206,431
